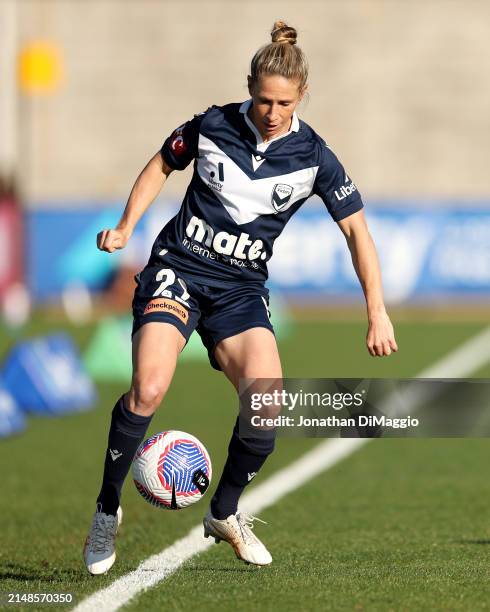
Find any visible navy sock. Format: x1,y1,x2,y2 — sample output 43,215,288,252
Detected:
211,418,275,520
96,395,153,515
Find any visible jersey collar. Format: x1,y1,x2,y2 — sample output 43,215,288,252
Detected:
239,99,299,149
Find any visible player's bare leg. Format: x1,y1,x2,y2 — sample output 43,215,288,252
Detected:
214,327,283,391
84,322,184,575
204,328,282,565
128,321,186,416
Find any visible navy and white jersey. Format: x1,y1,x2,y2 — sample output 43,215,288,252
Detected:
150,100,363,285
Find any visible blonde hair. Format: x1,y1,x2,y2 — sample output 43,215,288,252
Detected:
250,21,308,90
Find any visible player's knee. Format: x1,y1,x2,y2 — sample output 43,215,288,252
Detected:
242,381,283,420
129,377,167,415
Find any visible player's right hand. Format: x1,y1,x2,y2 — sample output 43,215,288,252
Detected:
96,228,130,253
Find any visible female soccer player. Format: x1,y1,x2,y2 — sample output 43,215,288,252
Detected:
84,21,397,574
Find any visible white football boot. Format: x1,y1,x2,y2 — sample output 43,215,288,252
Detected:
83,504,123,575
203,509,272,566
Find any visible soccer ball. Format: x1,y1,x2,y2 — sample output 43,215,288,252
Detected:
132,430,212,510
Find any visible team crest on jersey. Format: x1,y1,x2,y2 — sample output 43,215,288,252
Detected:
271,184,294,212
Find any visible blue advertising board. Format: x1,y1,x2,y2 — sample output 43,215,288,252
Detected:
26,201,490,302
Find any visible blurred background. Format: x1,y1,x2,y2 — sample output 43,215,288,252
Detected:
1,2,490,606
2,0,490,423
1,1,490,427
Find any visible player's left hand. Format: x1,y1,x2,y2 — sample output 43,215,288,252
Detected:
366,310,398,357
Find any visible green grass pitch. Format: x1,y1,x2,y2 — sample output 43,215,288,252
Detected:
0,316,489,611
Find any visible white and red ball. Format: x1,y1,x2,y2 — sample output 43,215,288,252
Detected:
132,431,212,510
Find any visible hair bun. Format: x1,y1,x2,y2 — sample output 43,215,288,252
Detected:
271,21,297,45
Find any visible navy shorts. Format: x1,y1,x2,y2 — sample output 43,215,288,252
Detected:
132,264,274,370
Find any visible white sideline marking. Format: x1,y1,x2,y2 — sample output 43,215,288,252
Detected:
415,325,490,378
74,326,490,612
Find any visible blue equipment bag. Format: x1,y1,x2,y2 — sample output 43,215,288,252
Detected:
0,382,26,438
2,334,97,415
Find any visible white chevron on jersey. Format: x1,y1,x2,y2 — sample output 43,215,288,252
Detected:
252,155,266,172
197,134,319,226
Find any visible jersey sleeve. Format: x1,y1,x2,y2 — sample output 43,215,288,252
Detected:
313,142,364,222
160,113,205,171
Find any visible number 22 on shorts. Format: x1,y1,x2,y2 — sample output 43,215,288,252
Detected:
153,268,191,307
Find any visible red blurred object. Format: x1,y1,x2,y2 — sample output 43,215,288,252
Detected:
0,196,24,299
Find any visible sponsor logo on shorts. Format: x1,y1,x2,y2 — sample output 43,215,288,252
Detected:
143,298,189,324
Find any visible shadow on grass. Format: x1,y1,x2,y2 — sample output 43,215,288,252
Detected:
0,561,82,582
456,539,490,545
184,564,261,573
